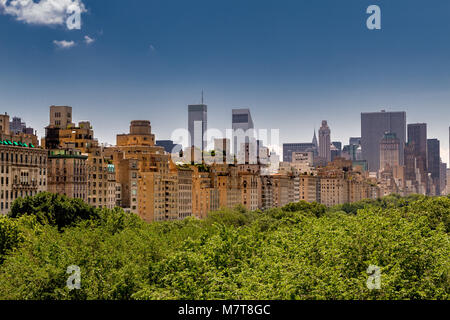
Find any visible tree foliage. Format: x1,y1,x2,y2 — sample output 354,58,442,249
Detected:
0,194,448,300
8,192,99,230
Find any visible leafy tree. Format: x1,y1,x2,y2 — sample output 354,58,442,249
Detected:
8,192,99,230
0,194,448,300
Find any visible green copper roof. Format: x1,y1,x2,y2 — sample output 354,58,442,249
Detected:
0,140,35,148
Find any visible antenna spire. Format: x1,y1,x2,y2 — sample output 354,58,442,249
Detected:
201,90,204,104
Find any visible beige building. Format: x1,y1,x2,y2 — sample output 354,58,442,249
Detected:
299,174,319,203
238,164,261,211
138,154,178,222
44,106,117,209
108,120,173,219
0,137,47,214
47,149,88,200
49,105,73,128
87,146,116,209
318,158,380,207
0,113,10,135
177,165,193,219
271,174,295,208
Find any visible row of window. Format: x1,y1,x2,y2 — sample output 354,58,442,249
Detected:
0,152,46,165
1,176,46,186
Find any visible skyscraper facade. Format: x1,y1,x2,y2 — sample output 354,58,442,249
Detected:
10,117,34,135
361,111,406,172
427,138,441,195
319,120,331,163
379,132,400,171
188,104,207,151
406,123,427,184
232,108,254,156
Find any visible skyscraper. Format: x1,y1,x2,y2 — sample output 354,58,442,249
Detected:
406,123,427,183
188,104,207,151
427,138,441,195
331,141,342,161
440,161,447,195
379,132,400,171
361,110,406,172
319,120,331,163
232,108,254,156
10,117,34,135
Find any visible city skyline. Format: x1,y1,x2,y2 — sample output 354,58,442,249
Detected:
2,104,449,164
0,0,449,162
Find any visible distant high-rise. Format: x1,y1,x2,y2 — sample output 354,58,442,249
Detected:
156,140,182,154
427,138,441,195
331,141,342,161
361,110,406,172
232,108,254,156
407,123,428,183
440,162,447,195
10,117,34,135
283,143,316,162
188,104,207,151
379,132,400,171
319,120,331,162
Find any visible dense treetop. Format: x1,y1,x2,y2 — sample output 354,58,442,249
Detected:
0,192,448,300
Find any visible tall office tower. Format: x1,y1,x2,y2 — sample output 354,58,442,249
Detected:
49,105,73,128
407,123,428,173
361,110,406,172
440,162,447,195
319,120,331,163
10,117,34,135
331,141,342,161
232,108,254,156
379,132,400,171
427,139,440,195
188,104,207,151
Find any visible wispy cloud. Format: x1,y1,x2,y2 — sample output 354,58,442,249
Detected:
84,35,94,44
0,0,86,28
53,39,76,49
149,44,156,52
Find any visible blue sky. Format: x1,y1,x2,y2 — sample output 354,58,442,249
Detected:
0,0,449,163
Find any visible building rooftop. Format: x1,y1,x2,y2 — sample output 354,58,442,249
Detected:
0,140,35,148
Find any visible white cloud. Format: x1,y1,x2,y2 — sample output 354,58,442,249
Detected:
84,35,94,44
0,0,86,27
53,39,75,49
